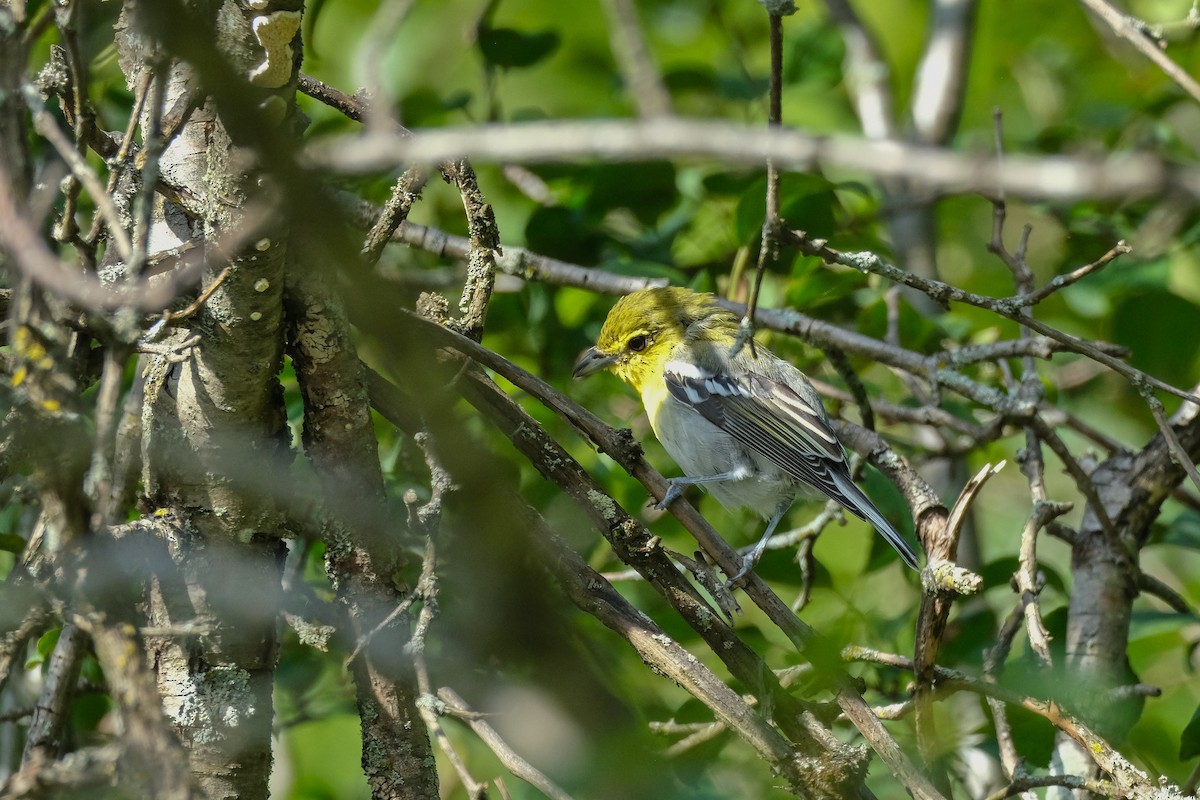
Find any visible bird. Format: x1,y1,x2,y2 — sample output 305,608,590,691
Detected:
572,286,921,582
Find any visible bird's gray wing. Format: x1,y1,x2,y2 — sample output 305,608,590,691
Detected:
663,359,921,569
662,360,846,495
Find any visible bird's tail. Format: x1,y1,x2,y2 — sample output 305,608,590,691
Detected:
829,470,922,570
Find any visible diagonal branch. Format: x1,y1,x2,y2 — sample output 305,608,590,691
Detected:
1079,0,1200,104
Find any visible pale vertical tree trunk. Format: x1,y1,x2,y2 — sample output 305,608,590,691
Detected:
114,1,295,796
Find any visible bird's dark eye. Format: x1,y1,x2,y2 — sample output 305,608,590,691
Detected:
628,334,648,352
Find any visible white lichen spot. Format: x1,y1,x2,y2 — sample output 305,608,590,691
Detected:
163,665,258,746
586,489,618,522
204,666,256,731
248,10,301,88
254,278,270,292
255,237,271,252
294,619,335,651
250,311,263,321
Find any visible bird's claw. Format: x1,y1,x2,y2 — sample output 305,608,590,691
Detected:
654,480,686,511
722,554,758,590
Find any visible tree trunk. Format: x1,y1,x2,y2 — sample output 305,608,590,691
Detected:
115,1,295,796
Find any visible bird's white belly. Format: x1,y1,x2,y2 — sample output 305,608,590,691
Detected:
648,392,794,518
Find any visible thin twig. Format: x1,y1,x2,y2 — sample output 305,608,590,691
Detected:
983,601,1029,782
439,687,578,800
84,66,152,248
361,168,428,266
1014,240,1131,307
1078,0,1200,104
1136,571,1193,615
298,72,374,124
24,85,132,262
1018,501,1073,665
981,773,1119,800
159,264,233,323
412,654,485,798
1029,416,1117,537
1139,384,1200,496
786,230,1195,405
845,646,1186,798
732,11,784,358
354,208,666,295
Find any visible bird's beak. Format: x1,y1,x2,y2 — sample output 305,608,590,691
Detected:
572,346,616,379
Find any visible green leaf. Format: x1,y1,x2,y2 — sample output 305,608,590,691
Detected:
27,627,61,670
1112,289,1200,385
1181,705,1200,759
478,27,560,70
584,161,679,225
663,67,717,94
1158,509,1200,550
524,206,603,263
784,262,866,311
716,72,769,101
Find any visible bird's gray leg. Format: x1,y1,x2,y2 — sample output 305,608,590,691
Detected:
654,466,753,510
728,499,792,585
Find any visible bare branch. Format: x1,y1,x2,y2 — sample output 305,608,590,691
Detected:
438,687,580,800
981,773,1120,800
785,230,1195,404
305,118,1194,203
1014,240,1131,308
910,0,977,145
600,0,671,118
732,10,785,358
361,168,429,266
913,461,994,768
21,619,85,765
845,647,1187,799
1139,385,1200,497
1136,571,1193,615
346,204,667,295
24,85,132,263
383,311,948,800
1079,0,1200,104
824,0,897,139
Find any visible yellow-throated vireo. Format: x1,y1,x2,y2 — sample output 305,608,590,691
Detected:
573,286,922,581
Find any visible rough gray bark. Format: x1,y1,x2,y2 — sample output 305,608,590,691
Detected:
285,254,440,800
1054,396,1200,795
114,1,297,796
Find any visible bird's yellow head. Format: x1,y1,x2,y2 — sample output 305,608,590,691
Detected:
572,287,736,393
